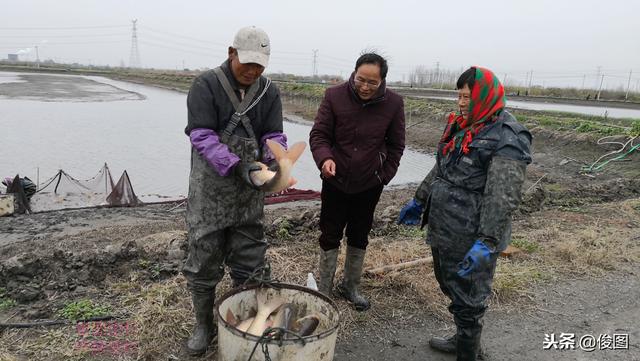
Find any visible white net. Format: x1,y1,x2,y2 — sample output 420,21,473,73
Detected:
29,164,139,212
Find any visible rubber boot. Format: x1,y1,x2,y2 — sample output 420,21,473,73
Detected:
430,333,485,358
337,246,370,311
186,292,216,356
318,248,339,296
456,328,481,361
429,334,457,354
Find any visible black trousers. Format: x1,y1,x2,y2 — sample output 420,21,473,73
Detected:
319,180,383,251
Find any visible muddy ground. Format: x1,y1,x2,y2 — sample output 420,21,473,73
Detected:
0,72,144,102
1,91,639,360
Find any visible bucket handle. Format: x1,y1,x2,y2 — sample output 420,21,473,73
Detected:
240,262,283,289
247,327,307,361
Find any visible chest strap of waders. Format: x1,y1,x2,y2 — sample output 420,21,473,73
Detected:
213,67,272,141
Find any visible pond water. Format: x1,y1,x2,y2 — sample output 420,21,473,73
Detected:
0,72,435,201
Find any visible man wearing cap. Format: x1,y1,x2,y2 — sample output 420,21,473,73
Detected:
182,26,286,355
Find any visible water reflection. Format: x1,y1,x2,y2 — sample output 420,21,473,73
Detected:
0,72,25,84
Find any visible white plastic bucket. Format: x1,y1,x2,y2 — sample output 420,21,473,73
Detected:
0,194,15,217
215,283,340,361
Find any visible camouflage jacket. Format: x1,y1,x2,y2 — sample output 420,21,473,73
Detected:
416,110,532,253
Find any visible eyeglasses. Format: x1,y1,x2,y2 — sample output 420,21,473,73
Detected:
354,77,381,90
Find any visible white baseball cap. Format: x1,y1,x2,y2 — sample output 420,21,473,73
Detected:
232,26,270,68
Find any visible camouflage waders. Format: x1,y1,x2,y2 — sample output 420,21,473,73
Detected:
420,111,531,360
183,67,270,354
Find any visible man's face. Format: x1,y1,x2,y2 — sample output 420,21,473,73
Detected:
458,84,471,119
353,63,382,100
228,47,265,87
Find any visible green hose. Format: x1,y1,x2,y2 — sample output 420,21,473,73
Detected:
583,142,640,172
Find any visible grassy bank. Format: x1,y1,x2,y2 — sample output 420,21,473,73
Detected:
278,82,640,137
2,65,638,136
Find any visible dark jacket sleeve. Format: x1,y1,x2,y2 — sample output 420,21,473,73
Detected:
185,75,218,135
258,83,284,137
380,96,406,184
309,89,336,169
414,165,437,205
478,124,532,246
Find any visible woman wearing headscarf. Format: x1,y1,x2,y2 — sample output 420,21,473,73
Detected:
398,67,532,360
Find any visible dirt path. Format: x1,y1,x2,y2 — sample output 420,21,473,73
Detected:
334,273,640,361
0,204,182,249
1,191,638,360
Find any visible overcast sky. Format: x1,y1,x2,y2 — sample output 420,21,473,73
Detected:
2,0,639,89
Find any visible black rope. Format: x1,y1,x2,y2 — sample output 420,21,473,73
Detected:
246,327,307,361
240,261,282,289
241,265,312,360
0,315,115,330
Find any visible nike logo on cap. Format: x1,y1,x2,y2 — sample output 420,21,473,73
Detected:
261,44,268,47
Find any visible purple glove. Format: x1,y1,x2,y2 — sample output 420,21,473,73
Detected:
190,128,240,176
260,132,288,164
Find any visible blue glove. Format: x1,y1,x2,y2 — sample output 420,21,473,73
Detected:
457,239,496,277
397,198,424,225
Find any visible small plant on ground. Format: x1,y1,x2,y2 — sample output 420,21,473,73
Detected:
0,287,16,311
630,120,640,136
57,299,111,321
493,261,551,300
397,225,426,238
275,219,292,240
150,264,162,279
138,259,151,268
511,238,540,253
0,298,17,311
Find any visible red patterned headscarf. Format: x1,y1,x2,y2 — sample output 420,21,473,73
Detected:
441,67,506,155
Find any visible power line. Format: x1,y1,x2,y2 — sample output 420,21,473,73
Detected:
0,25,128,30
0,33,129,38
269,54,309,64
138,40,219,58
135,39,313,65
139,25,227,47
318,57,354,68
139,32,223,52
270,60,315,67
277,49,310,56
1,24,636,87
320,54,353,65
316,63,350,71
0,40,129,46
137,41,318,66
